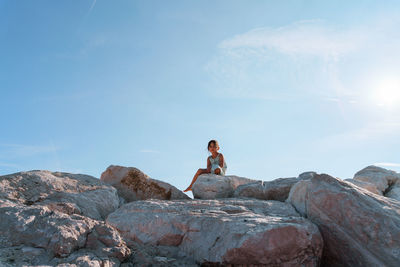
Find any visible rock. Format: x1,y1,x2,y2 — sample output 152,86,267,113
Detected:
0,246,122,267
106,198,323,266
287,173,400,266
100,165,189,202
234,177,298,201
233,181,264,199
298,171,317,180
53,250,121,267
192,173,256,199
120,242,198,267
344,179,382,195
0,198,131,262
0,246,50,267
353,165,400,194
0,170,119,220
386,186,400,202
0,170,131,267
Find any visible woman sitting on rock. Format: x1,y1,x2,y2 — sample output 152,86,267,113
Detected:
183,139,227,192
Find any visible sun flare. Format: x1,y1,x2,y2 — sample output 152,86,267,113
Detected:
369,76,400,109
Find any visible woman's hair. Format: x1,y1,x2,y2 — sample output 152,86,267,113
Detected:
207,140,219,151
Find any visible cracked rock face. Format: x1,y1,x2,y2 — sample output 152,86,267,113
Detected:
234,177,299,201
106,198,323,266
100,165,190,202
288,173,400,267
0,170,120,220
353,165,400,201
0,198,130,266
0,171,130,266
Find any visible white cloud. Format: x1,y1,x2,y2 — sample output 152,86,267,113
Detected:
206,17,400,103
374,162,400,167
219,20,365,61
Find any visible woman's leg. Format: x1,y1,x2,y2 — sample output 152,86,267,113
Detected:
183,168,208,192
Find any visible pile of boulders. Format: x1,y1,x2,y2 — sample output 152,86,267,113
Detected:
1,164,399,266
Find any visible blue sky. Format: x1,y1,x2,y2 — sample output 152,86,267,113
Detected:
1,1,400,197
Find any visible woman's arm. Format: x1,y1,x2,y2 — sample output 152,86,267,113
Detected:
207,157,211,173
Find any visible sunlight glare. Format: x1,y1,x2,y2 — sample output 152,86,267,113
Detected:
369,76,400,110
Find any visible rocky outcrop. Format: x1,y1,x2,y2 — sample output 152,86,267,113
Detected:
287,173,400,267
0,170,119,220
100,165,189,202
4,165,400,266
106,198,323,266
353,165,400,194
191,174,256,199
0,170,130,266
234,177,298,201
352,165,400,201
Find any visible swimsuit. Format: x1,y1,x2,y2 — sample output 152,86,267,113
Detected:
209,153,227,176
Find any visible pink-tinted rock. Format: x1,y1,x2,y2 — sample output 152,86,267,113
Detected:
100,165,189,202
106,198,323,266
288,173,400,266
234,177,298,201
344,179,382,195
353,165,400,194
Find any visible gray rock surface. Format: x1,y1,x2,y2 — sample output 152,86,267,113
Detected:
0,170,119,220
106,198,323,266
119,243,198,267
344,178,382,195
353,165,400,195
0,199,130,266
386,186,400,201
100,165,189,202
298,171,317,180
234,177,298,201
192,173,256,199
0,170,130,266
5,166,400,266
0,246,122,267
288,173,400,267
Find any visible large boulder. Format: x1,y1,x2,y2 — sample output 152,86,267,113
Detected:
0,170,131,266
353,165,400,194
287,173,400,266
192,174,256,199
0,199,130,266
0,170,119,220
106,198,323,266
100,165,189,202
234,177,298,201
